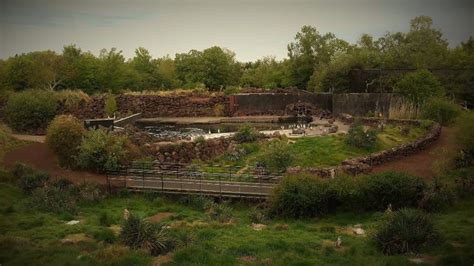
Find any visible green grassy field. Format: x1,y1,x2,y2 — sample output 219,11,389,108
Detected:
204,124,426,169
0,179,473,266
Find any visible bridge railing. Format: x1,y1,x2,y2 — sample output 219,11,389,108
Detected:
106,162,283,198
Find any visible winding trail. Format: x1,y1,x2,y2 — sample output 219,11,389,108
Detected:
371,127,460,179
3,142,106,184
3,126,460,185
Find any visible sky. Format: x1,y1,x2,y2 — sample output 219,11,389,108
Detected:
0,0,473,62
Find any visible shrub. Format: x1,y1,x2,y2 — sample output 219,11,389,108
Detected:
5,90,58,133
50,178,74,190
99,212,115,226
46,115,86,167
74,182,104,203
421,98,461,125
55,90,91,110
394,69,444,106
90,228,117,244
205,201,233,223
269,175,334,218
456,113,474,155
249,207,267,224
76,129,129,173
374,208,440,255
120,214,169,255
233,125,260,143
104,94,117,117
453,168,474,197
12,163,49,194
213,103,225,117
27,186,76,214
257,140,293,173
345,122,377,149
418,178,456,212
362,172,426,211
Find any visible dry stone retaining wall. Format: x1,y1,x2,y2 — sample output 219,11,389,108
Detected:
287,119,442,177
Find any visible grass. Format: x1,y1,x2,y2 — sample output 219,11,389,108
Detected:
1,176,472,265
205,124,426,169
0,124,27,170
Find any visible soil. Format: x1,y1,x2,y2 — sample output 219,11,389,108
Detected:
371,127,460,179
3,142,106,184
146,212,174,223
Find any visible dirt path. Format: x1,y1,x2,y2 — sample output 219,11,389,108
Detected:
371,127,460,179
3,142,106,184
12,134,46,143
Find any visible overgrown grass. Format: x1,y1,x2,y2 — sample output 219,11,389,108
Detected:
1,177,472,265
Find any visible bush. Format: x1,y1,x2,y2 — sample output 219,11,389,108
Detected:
27,186,76,214
456,113,474,155
257,140,293,173
213,103,225,117
421,98,461,125
99,212,115,226
205,201,233,223
5,90,58,133
249,207,267,224
12,163,49,194
453,168,474,197
46,115,86,167
394,69,444,106
270,175,334,218
120,214,169,255
55,90,91,110
76,129,129,173
104,94,117,117
418,178,456,212
233,125,260,143
90,228,117,244
374,208,440,255
362,172,426,211
73,182,104,203
345,122,377,149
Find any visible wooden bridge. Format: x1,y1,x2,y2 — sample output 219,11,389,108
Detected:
107,162,283,199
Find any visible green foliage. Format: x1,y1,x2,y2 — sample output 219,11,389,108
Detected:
421,98,461,125
232,125,260,143
418,179,456,212
345,122,378,149
374,209,440,255
27,186,77,214
90,228,117,244
362,172,426,210
453,168,474,197
456,113,474,153
256,140,294,172
270,175,334,218
205,201,233,223
394,69,444,105
120,214,169,255
98,212,114,226
73,182,104,203
249,207,267,224
45,115,86,167
5,89,58,133
75,129,129,173
104,94,117,117
12,163,49,194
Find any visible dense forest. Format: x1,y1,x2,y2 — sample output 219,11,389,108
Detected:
0,16,472,105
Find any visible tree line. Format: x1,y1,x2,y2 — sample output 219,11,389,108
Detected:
0,16,472,103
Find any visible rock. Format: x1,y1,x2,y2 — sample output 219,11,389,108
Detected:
352,227,365,235
251,223,267,231
65,220,80,225
328,125,338,133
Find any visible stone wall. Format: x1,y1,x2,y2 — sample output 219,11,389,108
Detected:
230,92,333,116
59,94,228,119
287,119,442,177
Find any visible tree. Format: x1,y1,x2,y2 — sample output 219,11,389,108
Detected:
97,48,128,93
287,26,351,89
394,69,444,105
131,47,159,89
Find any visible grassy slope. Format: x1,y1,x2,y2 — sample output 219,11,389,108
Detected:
0,124,27,169
1,180,472,266
207,124,426,168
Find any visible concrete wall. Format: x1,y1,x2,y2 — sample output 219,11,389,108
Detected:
231,92,401,117
332,93,402,117
231,92,332,116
